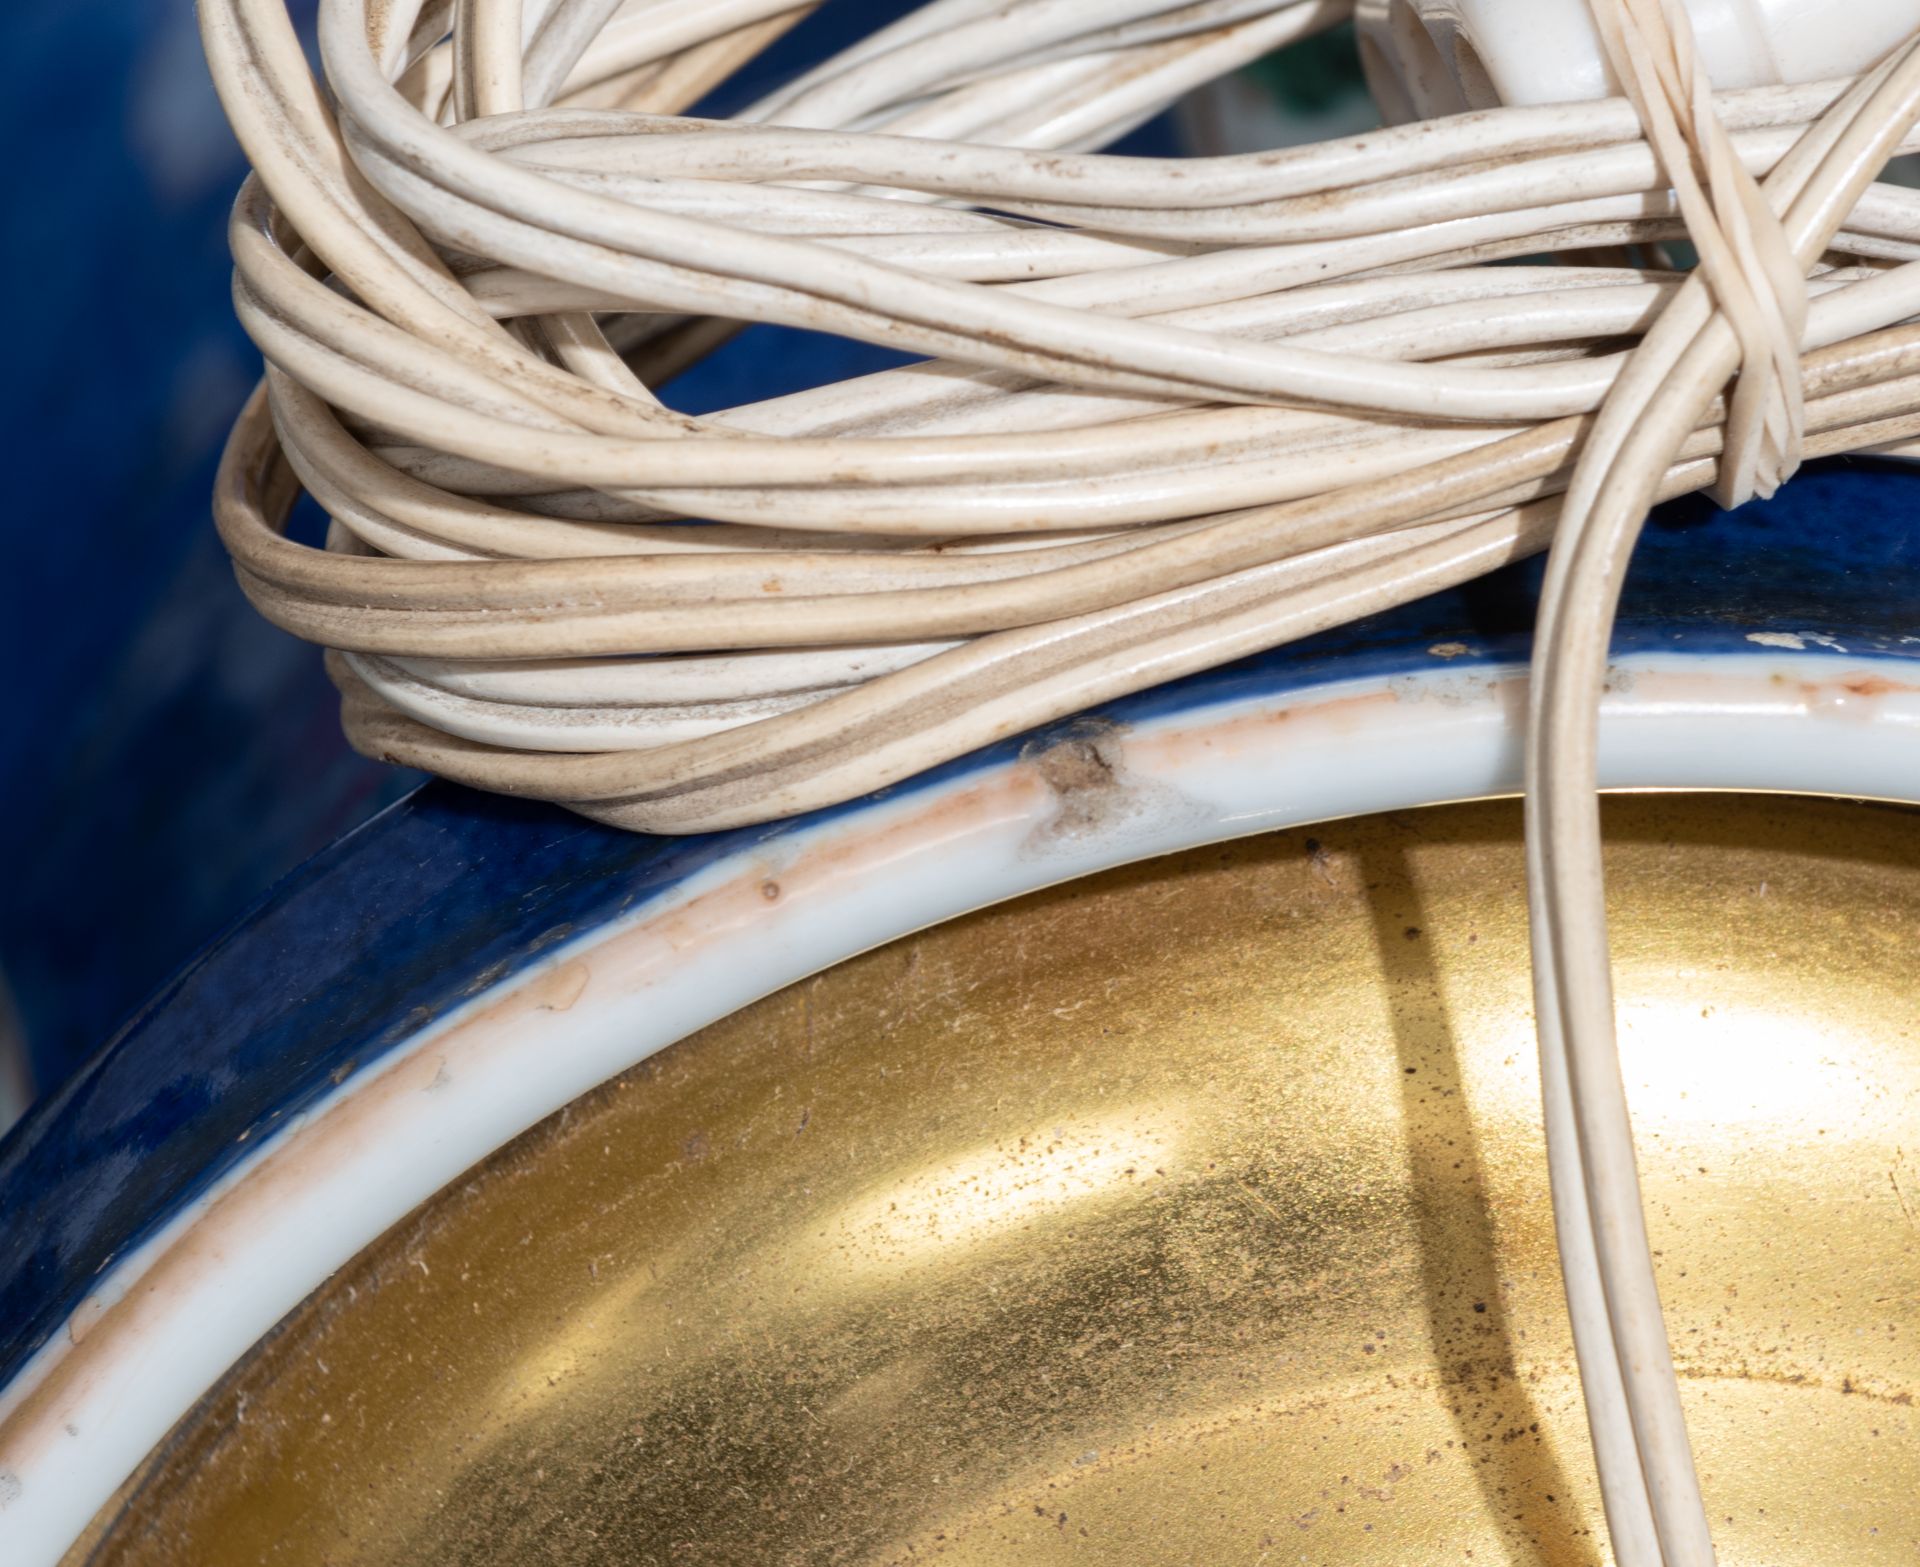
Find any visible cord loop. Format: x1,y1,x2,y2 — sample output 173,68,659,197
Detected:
1591,0,1808,507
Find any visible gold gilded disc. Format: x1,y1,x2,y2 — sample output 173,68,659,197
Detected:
81,797,1920,1564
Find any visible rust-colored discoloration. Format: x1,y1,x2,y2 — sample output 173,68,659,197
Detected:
1845,675,1908,698
528,960,590,1014
1767,667,1920,715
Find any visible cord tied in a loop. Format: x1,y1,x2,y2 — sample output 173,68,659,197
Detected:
1591,0,1808,507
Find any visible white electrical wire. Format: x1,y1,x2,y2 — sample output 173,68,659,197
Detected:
1527,10,1920,1565
198,2,1920,1562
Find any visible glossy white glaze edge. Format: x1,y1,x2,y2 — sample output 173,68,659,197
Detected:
3,648,1918,1563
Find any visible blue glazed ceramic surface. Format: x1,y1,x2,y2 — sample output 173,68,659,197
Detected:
0,0,1179,1108
1,456,1917,1389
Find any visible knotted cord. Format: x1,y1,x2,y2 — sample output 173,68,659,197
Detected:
1530,8,1920,1563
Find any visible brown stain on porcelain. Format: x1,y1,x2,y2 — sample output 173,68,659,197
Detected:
1843,674,1912,699
527,960,590,1014
1767,666,1920,714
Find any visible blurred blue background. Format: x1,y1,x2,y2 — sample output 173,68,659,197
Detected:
0,1,1241,1121
0,1,412,1120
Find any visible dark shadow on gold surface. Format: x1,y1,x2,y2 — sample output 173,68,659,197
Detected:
1360,820,1590,1566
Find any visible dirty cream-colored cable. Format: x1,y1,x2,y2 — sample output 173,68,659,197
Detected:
201,0,1920,830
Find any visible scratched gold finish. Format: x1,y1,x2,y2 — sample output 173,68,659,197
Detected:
80,797,1920,1565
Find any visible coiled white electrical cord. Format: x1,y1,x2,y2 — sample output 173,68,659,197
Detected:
200,2,1920,1562
202,0,1920,830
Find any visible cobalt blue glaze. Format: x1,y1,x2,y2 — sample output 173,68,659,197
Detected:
0,0,416,1100
0,0,1183,1108
2,454,1918,1381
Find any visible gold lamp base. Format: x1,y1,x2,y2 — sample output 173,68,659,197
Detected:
83,797,1920,1565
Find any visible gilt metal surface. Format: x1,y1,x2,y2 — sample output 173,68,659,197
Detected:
83,797,1920,1564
